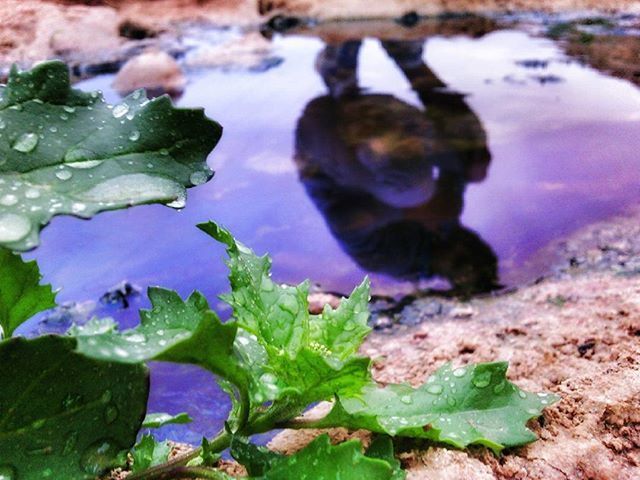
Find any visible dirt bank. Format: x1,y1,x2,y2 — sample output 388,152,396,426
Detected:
268,207,640,479
272,279,640,479
259,0,640,20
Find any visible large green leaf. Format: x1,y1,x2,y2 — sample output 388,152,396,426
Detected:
308,362,559,454
0,248,56,337
0,61,222,251
73,287,247,387
0,335,149,479
198,222,372,409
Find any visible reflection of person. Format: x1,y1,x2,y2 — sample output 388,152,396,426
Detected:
295,40,499,294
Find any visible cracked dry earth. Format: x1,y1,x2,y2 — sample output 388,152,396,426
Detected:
270,272,640,479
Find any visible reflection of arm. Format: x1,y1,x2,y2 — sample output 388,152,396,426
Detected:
381,40,491,183
316,41,362,98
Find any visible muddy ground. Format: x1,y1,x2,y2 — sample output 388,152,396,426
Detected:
3,1,639,479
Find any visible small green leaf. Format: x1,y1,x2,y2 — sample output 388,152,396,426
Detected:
131,435,172,474
198,222,372,410
142,412,193,429
0,335,149,479
310,362,559,454
0,248,56,337
252,435,395,480
0,61,222,251
230,437,283,476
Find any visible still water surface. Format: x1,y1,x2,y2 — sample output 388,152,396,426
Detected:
20,27,640,442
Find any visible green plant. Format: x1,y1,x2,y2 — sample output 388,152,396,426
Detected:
0,61,221,251
68,222,557,479
0,62,558,479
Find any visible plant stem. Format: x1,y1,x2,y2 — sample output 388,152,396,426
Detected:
127,430,232,480
133,466,228,479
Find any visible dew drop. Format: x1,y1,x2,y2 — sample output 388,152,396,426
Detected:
493,381,506,394
81,174,182,204
12,133,39,153
166,191,186,209
400,395,412,404
55,170,73,181
518,390,527,399
25,188,41,199
0,194,18,206
189,171,209,186
426,384,443,395
104,405,119,424
112,104,129,119
124,333,146,343
63,106,76,113
0,119,6,130
68,160,103,170
472,372,492,389
128,130,140,141
452,367,467,378
71,202,87,214
0,213,31,243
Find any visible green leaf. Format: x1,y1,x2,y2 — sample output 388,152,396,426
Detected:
230,437,283,476
0,61,222,251
365,436,405,480
309,362,559,454
72,287,247,387
0,248,56,337
131,435,172,474
198,222,372,410
0,335,149,479
252,435,395,480
142,412,193,429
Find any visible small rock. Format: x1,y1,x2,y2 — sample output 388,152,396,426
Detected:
449,305,476,319
112,50,185,97
372,314,393,330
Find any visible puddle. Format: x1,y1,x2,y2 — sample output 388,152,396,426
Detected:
19,24,640,443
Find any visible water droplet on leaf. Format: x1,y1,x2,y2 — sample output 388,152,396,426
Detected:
0,194,18,206
112,104,129,119
426,384,443,395
12,133,39,153
55,170,72,181
0,213,31,243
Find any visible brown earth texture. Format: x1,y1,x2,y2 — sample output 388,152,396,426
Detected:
1,1,639,479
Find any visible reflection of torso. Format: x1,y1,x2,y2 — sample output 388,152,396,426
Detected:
294,40,498,292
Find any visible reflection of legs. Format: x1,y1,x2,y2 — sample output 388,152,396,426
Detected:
316,41,362,98
382,40,491,182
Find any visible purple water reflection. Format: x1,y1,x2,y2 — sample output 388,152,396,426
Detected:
20,30,640,442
